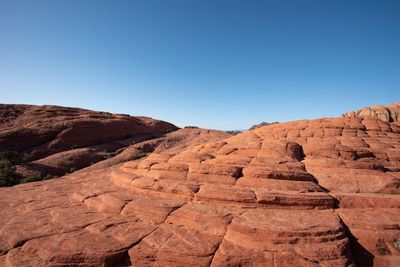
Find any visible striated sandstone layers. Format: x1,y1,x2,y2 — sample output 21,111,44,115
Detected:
344,102,400,123
83,127,232,171
0,104,400,266
0,104,178,177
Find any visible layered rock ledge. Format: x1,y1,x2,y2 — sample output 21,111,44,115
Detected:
1,110,400,266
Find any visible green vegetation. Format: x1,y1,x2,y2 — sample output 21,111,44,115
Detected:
0,151,22,186
249,121,279,130
64,167,77,175
226,130,242,135
0,151,50,186
0,159,21,186
133,152,147,160
0,151,23,164
20,175,42,183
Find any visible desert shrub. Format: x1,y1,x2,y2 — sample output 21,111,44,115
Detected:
99,111,112,116
43,174,55,180
249,121,279,130
20,175,43,184
64,166,79,175
0,159,21,186
0,150,23,164
226,130,242,135
133,152,147,160
0,150,47,186
102,152,115,159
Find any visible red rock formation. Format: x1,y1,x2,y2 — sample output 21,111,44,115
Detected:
84,127,232,171
1,103,400,266
0,104,178,177
344,102,400,122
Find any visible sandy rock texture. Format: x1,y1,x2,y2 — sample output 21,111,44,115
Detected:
344,102,400,123
0,104,178,177
1,103,400,266
83,127,231,171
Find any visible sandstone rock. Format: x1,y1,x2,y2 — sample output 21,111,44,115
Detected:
212,209,353,266
84,128,232,171
1,103,400,266
344,102,400,122
0,104,178,178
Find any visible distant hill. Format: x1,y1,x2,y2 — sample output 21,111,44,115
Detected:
0,104,178,181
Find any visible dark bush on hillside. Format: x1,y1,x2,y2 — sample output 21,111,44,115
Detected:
0,151,56,186
0,151,23,164
249,121,279,130
20,175,43,184
133,152,148,160
226,130,242,135
0,158,21,186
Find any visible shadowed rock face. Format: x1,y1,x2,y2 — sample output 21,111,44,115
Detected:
1,104,400,266
0,104,178,177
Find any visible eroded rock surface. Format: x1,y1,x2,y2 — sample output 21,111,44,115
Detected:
344,102,400,123
83,127,231,171
1,105,400,266
0,104,178,177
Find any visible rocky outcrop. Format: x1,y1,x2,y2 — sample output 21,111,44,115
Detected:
249,121,279,130
0,105,400,266
83,127,232,171
0,104,178,177
344,102,400,122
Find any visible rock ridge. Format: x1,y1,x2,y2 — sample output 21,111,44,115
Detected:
0,104,400,266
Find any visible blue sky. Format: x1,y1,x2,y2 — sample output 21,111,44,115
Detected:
0,0,399,130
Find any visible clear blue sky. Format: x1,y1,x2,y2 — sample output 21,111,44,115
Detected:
1,0,399,130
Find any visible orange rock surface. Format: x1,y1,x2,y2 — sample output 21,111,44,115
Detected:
1,104,400,266
344,102,400,123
